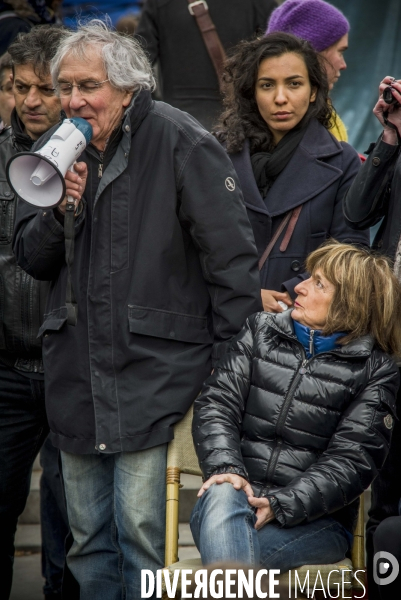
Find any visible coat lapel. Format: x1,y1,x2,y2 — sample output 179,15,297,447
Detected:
229,139,269,215
265,119,344,217
230,119,345,218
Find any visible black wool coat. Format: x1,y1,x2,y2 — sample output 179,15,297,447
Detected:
136,0,277,131
193,310,399,533
228,118,370,296
12,91,262,455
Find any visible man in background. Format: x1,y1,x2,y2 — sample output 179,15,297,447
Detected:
0,26,69,600
0,52,14,129
136,0,277,131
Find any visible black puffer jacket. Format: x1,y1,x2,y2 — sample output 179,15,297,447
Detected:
193,310,399,533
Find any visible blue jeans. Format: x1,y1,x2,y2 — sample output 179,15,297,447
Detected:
190,483,350,571
61,444,167,600
0,363,48,599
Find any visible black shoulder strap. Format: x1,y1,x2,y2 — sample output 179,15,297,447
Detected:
187,1,227,91
64,203,78,326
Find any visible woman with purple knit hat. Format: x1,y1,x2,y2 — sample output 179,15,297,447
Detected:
267,0,350,142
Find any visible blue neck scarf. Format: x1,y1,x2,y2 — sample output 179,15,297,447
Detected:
292,319,345,359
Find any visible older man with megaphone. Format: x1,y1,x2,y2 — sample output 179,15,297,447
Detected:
12,18,262,599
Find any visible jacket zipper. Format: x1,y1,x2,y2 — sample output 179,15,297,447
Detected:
98,152,104,178
309,329,315,357
264,352,308,489
0,201,7,241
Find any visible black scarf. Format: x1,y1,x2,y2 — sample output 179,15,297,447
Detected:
251,119,309,198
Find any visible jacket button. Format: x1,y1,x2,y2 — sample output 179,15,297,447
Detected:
377,240,383,248
99,444,106,451
94,371,99,377
125,125,130,132
291,260,301,272
169,331,175,337
4,190,10,196
372,157,381,166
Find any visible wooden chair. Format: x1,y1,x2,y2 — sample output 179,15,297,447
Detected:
163,406,366,599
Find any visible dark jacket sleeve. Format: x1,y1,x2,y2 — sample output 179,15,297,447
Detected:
12,198,86,281
193,314,260,480
135,0,159,64
343,137,400,230
267,353,399,527
178,133,262,363
282,143,370,298
253,0,277,32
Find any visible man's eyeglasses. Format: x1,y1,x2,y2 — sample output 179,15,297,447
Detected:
56,79,110,97
13,82,56,97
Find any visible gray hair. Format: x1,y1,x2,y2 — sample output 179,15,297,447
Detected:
50,19,155,93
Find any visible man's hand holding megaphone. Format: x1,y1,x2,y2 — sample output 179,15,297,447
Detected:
58,162,88,216
7,117,93,210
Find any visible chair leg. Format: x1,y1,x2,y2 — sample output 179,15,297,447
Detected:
165,467,181,566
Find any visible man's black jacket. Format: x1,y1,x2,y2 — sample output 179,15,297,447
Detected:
193,311,399,533
136,0,277,131
13,91,262,455
0,110,49,373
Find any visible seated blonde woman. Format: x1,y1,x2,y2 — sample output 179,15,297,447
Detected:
191,242,401,570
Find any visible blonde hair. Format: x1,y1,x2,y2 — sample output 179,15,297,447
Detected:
306,242,401,356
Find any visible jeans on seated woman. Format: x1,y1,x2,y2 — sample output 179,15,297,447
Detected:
191,482,350,570
191,243,401,569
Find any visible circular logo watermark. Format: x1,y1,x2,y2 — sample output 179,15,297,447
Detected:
225,177,235,191
373,551,399,586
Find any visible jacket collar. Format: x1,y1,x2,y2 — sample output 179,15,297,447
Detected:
265,309,374,357
293,319,344,358
231,118,344,217
125,89,153,136
11,109,33,152
93,90,153,204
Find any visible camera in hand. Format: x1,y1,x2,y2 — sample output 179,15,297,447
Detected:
383,85,400,108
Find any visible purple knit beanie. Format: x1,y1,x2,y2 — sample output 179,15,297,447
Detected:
266,0,349,52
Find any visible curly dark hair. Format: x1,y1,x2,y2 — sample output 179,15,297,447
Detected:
216,32,334,154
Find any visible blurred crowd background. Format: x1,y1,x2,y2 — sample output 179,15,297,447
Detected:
0,0,400,152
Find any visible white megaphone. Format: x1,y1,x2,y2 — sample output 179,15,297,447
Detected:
6,117,93,209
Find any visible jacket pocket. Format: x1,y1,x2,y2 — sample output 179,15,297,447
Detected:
0,181,15,245
37,306,68,338
128,305,212,344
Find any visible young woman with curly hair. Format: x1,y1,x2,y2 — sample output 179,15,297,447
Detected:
216,33,368,313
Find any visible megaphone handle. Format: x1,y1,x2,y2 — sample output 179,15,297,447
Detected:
64,162,78,326
66,162,77,207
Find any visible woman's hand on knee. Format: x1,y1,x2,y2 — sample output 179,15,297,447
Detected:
197,473,254,498
247,496,275,530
